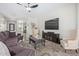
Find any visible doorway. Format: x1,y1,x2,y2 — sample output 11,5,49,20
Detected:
9,23,15,32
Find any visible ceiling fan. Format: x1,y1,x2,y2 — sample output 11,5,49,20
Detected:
17,3,38,12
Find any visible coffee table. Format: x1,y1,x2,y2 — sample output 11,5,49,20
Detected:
29,36,45,49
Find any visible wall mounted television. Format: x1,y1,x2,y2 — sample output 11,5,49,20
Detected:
45,18,59,30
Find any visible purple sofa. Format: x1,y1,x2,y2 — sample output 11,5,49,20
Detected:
0,31,35,56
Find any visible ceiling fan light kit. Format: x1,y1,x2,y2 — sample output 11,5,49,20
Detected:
17,3,38,12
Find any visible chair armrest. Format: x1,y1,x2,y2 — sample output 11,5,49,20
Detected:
60,40,68,48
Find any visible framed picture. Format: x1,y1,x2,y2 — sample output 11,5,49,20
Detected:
9,23,15,31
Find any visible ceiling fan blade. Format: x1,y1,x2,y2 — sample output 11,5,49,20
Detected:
30,4,38,8
17,3,22,5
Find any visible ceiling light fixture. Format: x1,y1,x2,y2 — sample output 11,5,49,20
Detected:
17,3,38,12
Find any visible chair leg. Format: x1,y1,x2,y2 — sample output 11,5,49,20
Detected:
65,49,78,53
76,49,78,53
42,40,45,46
29,40,31,44
65,49,67,53
34,43,36,49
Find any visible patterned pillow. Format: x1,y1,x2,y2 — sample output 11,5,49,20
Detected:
0,41,10,56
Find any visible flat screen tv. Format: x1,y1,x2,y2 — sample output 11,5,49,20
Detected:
45,18,59,30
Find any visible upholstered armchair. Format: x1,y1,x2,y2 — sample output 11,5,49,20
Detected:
61,39,78,51
60,30,78,53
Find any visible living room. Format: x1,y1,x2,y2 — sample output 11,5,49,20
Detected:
0,3,79,56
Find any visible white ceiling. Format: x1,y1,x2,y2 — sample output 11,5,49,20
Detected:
0,3,76,19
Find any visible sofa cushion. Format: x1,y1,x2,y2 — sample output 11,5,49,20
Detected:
4,37,18,47
9,45,27,54
9,45,35,56
15,48,35,56
0,32,7,42
3,31,9,39
0,39,2,41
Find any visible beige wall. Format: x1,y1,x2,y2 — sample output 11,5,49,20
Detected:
0,14,7,31
76,4,79,48
0,3,77,42
25,4,77,40
40,4,77,40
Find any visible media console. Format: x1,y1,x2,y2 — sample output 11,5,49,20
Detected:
42,31,60,44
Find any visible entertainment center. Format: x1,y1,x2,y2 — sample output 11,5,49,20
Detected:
42,18,60,44
42,31,60,44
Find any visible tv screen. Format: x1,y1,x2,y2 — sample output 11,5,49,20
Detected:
45,18,59,30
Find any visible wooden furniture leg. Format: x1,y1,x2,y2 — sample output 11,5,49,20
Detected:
34,42,36,49
76,49,78,53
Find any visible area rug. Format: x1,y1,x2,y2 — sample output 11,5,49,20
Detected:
20,40,79,56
